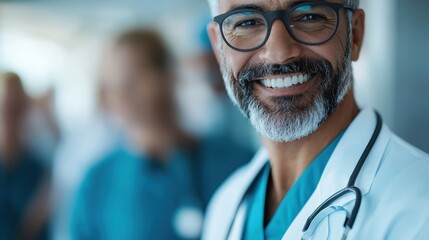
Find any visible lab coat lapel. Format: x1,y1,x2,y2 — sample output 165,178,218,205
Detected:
282,108,390,239
222,149,269,239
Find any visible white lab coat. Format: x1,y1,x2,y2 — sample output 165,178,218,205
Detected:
202,108,429,239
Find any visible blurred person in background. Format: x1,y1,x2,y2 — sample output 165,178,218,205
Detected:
0,72,51,240
175,17,259,151
23,88,60,167
51,78,122,240
71,28,253,240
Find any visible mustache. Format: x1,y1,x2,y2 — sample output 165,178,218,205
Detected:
237,58,333,86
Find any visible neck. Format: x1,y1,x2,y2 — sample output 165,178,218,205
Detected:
262,90,359,222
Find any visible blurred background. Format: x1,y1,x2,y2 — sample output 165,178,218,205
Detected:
0,0,428,239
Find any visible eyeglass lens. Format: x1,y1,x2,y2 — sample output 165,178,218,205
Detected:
221,4,338,51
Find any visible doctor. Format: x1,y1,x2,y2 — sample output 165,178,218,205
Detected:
203,0,429,239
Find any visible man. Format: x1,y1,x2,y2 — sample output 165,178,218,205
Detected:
0,72,50,240
71,29,253,240
202,0,429,239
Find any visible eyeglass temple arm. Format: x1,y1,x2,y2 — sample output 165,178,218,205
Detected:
343,2,357,11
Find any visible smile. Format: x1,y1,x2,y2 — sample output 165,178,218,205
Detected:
258,74,311,89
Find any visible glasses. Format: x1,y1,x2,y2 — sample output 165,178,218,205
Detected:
214,2,355,52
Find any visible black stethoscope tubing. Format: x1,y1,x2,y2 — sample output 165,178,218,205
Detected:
225,111,383,238
303,111,382,232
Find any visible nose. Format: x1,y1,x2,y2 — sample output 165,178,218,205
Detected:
260,19,302,64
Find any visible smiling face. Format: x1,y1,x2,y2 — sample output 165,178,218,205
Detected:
208,0,364,142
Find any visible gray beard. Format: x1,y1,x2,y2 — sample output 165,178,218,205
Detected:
220,43,353,143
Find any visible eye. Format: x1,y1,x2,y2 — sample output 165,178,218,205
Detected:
299,14,327,22
235,19,264,28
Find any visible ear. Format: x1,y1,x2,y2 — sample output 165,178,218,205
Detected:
351,9,365,61
207,22,222,66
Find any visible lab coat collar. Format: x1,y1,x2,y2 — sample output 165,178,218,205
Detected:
221,108,391,239
281,108,391,239
320,108,389,198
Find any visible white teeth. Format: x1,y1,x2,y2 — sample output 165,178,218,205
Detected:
284,77,292,87
262,80,269,87
259,74,310,89
276,78,283,88
304,74,310,82
292,75,299,85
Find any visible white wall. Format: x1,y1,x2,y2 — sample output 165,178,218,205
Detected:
354,0,396,127
393,0,429,152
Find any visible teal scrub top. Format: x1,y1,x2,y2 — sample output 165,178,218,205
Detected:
71,137,254,240
243,132,344,240
0,152,49,240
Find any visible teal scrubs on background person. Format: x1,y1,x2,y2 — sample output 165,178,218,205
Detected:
71,138,253,240
0,152,49,240
243,132,344,240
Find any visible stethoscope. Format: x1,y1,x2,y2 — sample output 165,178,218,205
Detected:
226,111,382,240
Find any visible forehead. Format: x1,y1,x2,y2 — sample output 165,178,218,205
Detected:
107,45,150,69
219,0,342,13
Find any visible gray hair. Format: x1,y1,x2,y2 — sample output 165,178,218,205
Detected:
207,0,360,17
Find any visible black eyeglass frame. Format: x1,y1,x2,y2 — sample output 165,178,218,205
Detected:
213,2,356,52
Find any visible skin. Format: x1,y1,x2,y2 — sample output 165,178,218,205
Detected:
0,73,28,167
102,42,194,160
208,0,365,224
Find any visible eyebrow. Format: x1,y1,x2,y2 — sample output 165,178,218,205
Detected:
226,0,328,12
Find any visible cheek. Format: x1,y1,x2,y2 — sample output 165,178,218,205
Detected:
303,40,344,72
224,47,253,78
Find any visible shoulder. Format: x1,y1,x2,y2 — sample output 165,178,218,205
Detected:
24,153,46,173
89,148,132,174
376,130,429,192
78,148,130,192
381,132,429,176
388,133,429,161
362,131,429,237
17,151,48,182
